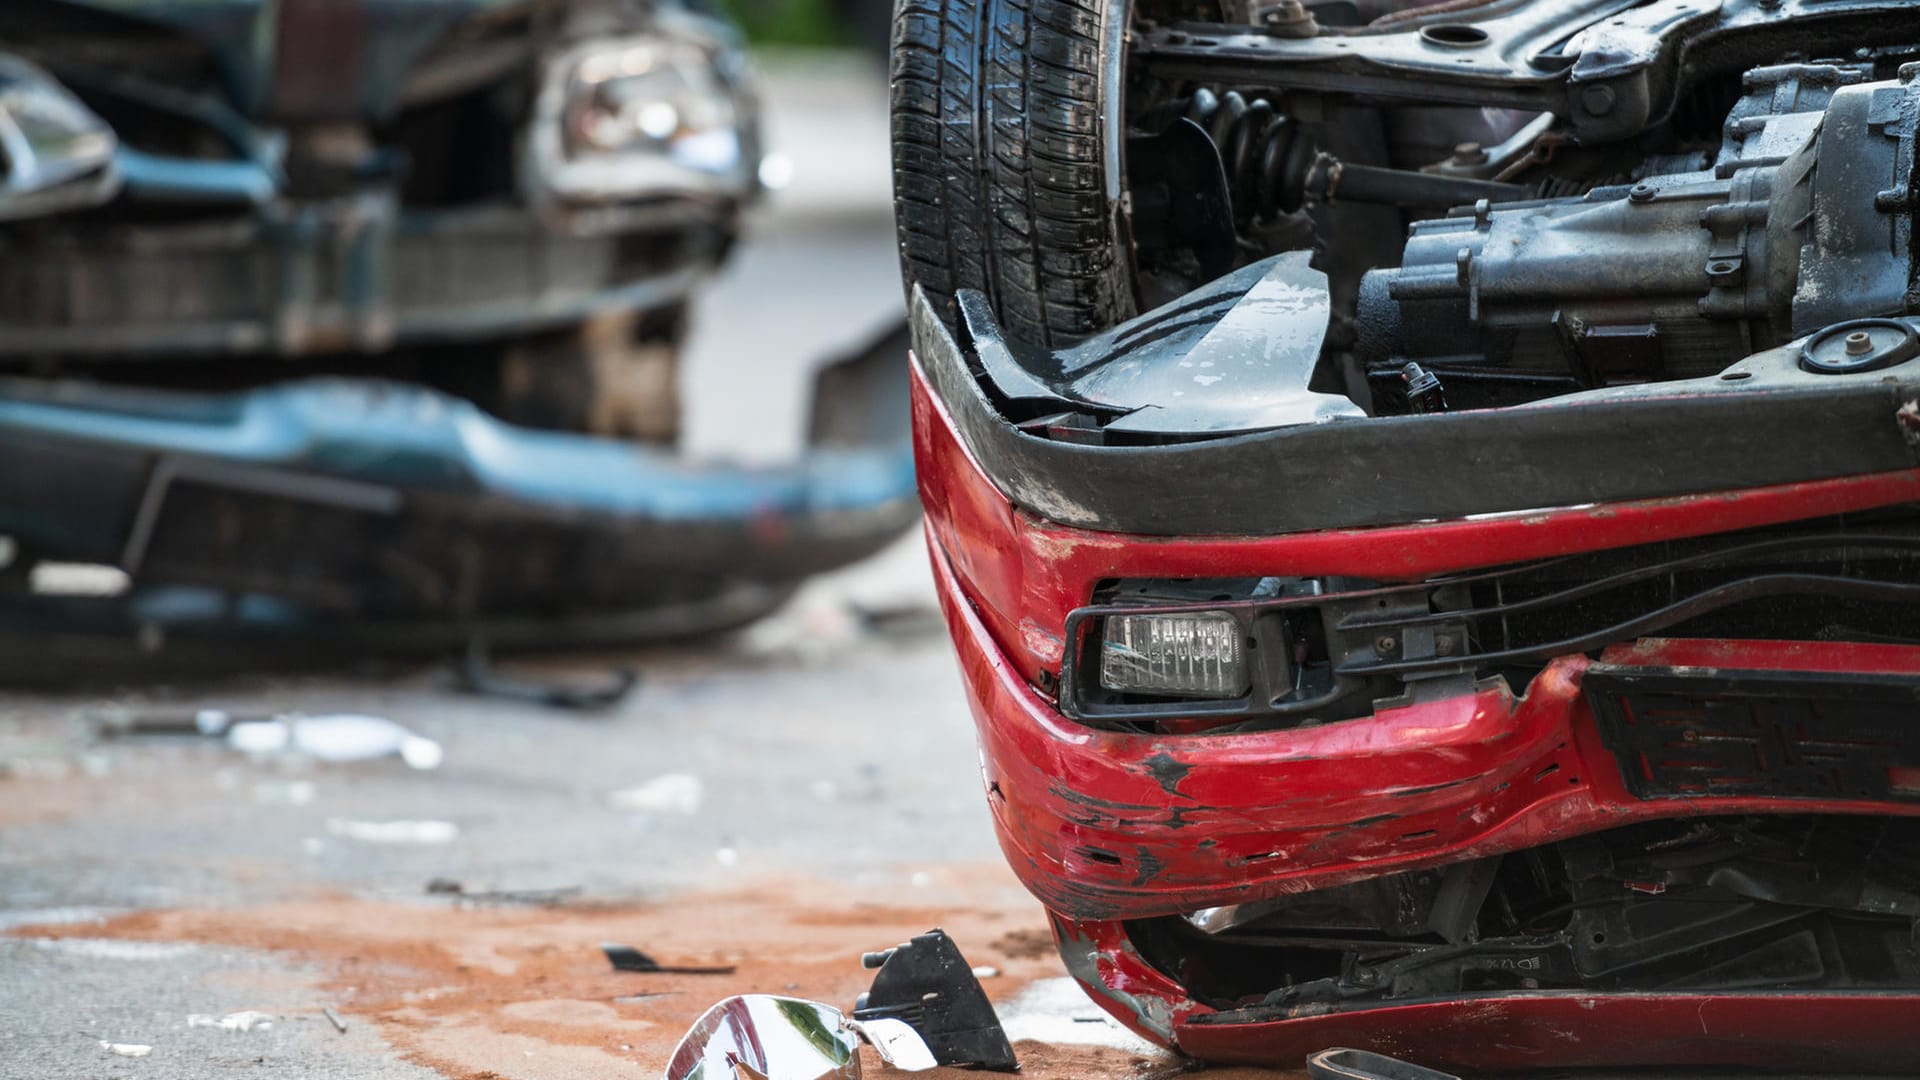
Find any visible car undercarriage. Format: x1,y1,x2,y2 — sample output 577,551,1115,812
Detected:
895,0,1920,1070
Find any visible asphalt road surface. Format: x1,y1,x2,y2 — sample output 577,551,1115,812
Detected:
0,54,1300,1080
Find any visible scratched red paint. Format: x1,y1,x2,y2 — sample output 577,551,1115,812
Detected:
911,353,1920,1066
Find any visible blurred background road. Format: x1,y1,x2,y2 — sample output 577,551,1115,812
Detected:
0,52,1238,1080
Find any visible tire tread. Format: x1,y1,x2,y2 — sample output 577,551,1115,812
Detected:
890,0,1130,349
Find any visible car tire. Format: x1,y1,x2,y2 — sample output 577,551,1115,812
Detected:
890,0,1136,350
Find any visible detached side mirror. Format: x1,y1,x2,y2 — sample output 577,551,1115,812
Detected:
664,995,942,1080
665,996,861,1080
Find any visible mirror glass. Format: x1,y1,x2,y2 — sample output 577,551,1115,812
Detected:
664,995,861,1080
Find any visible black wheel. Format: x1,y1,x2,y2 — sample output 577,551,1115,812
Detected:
891,0,1136,350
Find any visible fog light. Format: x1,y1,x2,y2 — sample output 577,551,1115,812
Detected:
1098,611,1247,698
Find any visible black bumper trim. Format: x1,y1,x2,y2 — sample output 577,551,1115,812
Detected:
909,289,1920,536
1587,664,1920,802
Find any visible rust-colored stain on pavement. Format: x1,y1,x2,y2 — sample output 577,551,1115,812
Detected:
8,867,1298,1079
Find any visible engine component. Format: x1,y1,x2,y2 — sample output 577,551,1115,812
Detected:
1132,0,1920,142
1356,66,1920,397
1186,89,1532,223
1400,362,1446,414
1801,318,1920,373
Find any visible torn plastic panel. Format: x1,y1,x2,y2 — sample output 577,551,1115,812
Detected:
0,323,917,676
966,252,1362,439
854,930,1018,1072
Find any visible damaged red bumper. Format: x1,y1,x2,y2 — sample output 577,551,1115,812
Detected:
912,346,1920,1068
1054,911,1920,1074
916,350,1920,917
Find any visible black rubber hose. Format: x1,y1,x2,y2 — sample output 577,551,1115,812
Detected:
1306,156,1532,208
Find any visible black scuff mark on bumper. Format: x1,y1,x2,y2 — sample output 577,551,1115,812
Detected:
1144,750,1193,797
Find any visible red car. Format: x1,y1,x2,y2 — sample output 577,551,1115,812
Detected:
893,0,1920,1071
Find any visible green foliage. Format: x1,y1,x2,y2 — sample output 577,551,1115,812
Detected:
718,0,850,46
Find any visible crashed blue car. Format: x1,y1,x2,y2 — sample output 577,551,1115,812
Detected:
0,0,916,671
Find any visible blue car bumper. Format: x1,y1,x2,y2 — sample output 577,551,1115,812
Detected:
0,323,918,664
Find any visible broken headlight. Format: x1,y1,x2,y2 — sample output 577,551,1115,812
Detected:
524,25,758,206
1098,610,1248,699
0,54,119,220
1064,579,1340,725
1061,577,1444,728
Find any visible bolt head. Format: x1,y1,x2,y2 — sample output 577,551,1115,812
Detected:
1374,635,1398,654
1580,84,1617,116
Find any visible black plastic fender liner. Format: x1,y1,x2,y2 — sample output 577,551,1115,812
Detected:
908,286,1920,537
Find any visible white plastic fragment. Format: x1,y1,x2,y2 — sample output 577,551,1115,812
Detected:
100,1041,152,1057
227,714,442,770
851,1017,938,1071
188,1010,275,1032
608,773,703,815
325,818,459,845
971,965,1000,978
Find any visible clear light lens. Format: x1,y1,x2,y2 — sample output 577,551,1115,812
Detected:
526,30,757,206
1098,611,1248,698
564,41,739,174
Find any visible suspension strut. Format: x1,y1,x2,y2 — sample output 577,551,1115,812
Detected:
1186,89,1535,221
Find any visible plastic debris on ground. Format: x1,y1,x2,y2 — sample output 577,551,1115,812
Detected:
424,879,580,907
601,942,736,975
96,707,443,769
607,773,703,815
99,1041,152,1057
324,818,459,845
666,930,1010,1079
227,714,443,769
855,930,1018,1072
187,1010,275,1032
